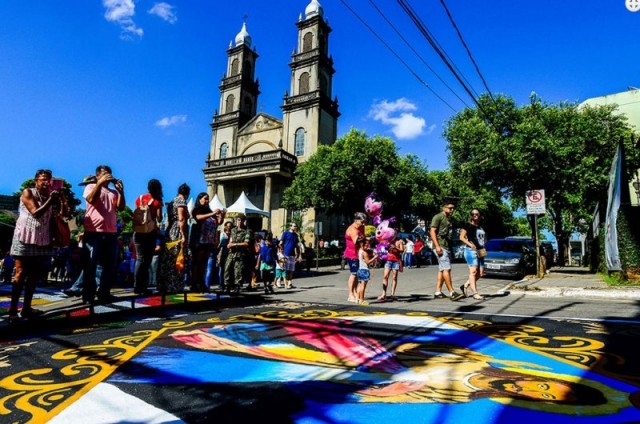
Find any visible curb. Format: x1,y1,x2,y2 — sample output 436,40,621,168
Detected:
503,285,640,300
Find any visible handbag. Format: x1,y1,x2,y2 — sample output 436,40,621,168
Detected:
176,246,185,272
51,214,71,248
476,248,487,258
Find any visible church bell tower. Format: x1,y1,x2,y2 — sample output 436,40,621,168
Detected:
281,0,340,163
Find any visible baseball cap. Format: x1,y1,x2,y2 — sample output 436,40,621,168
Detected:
78,175,98,186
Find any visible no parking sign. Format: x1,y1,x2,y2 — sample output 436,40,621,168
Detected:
526,189,546,214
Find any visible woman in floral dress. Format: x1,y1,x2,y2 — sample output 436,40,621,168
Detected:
159,183,190,294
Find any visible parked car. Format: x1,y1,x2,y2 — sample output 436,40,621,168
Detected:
484,238,536,279
504,237,556,271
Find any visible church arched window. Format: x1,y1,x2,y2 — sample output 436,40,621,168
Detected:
320,73,329,96
303,32,313,52
299,72,310,94
225,94,235,113
294,128,305,156
220,143,228,159
244,60,253,78
230,59,239,76
244,96,253,114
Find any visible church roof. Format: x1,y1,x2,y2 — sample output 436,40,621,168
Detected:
234,22,252,48
238,112,283,135
305,0,324,19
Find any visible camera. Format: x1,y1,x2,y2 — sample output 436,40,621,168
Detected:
50,178,64,191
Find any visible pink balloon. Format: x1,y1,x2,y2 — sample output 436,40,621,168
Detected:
375,217,397,242
365,192,383,218
376,242,389,261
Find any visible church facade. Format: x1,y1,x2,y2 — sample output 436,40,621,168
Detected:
203,0,341,240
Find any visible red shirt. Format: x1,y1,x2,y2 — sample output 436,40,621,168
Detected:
135,193,162,220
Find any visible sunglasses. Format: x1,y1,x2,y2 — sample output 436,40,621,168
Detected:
471,213,480,217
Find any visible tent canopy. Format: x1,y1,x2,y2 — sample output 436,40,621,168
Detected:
208,194,226,211
226,191,270,217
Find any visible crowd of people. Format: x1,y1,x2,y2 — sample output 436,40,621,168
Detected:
2,165,319,323
342,199,487,305
2,165,488,324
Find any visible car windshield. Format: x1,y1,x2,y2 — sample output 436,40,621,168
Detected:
486,239,532,253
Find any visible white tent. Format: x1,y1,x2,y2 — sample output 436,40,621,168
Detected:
208,193,226,212
226,191,270,217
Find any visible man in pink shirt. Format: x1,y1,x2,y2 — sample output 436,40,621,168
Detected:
82,165,125,304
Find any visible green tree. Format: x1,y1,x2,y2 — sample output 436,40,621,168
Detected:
282,129,442,226
444,93,639,263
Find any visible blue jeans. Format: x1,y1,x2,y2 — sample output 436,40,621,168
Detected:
404,253,414,267
82,232,118,302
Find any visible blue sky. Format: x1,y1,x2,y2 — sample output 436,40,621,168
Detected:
1,0,638,210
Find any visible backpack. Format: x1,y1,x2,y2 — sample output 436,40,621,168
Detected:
133,195,156,233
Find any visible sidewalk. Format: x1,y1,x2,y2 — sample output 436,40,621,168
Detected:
504,266,640,300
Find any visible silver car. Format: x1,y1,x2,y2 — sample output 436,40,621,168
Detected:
483,238,536,280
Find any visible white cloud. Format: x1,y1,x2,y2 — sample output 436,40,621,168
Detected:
369,98,428,140
148,2,177,24
103,0,143,39
155,114,187,129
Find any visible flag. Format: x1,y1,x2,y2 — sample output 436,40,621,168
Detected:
604,141,623,271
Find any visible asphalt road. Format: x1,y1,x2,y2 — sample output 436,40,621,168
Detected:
1,264,640,423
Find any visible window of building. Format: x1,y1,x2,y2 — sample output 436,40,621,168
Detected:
320,73,329,96
299,72,310,94
244,96,253,114
225,94,235,113
230,59,239,76
220,143,228,159
303,32,313,52
294,128,305,156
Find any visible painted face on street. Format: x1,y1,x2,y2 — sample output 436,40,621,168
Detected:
497,379,576,402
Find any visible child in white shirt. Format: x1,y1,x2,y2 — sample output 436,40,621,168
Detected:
356,237,377,305
275,244,287,289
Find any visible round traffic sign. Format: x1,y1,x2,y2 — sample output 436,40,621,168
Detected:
527,190,543,203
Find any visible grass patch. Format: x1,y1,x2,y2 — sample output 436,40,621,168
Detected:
601,272,640,287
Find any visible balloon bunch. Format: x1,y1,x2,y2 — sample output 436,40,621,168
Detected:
364,192,397,260
365,192,383,226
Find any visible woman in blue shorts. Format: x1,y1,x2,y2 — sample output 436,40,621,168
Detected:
459,208,486,300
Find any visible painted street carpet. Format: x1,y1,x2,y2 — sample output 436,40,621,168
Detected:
1,306,639,423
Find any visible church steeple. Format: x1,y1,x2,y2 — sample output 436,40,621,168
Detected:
210,21,260,158
281,0,339,162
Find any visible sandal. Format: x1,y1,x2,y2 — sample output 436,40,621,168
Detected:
472,293,483,300
460,284,468,298
376,295,387,302
347,297,357,303
357,300,369,306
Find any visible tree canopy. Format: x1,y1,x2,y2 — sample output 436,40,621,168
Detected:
444,93,639,261
282,128,518,235
282,129,442,225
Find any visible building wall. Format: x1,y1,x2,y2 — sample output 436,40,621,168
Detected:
581,87,640,206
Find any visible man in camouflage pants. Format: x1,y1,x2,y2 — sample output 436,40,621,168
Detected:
224,214,254,294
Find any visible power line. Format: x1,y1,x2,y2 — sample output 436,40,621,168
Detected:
338,0,458,112
397,0,481,108
367,0,470,109
439,0,494,101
